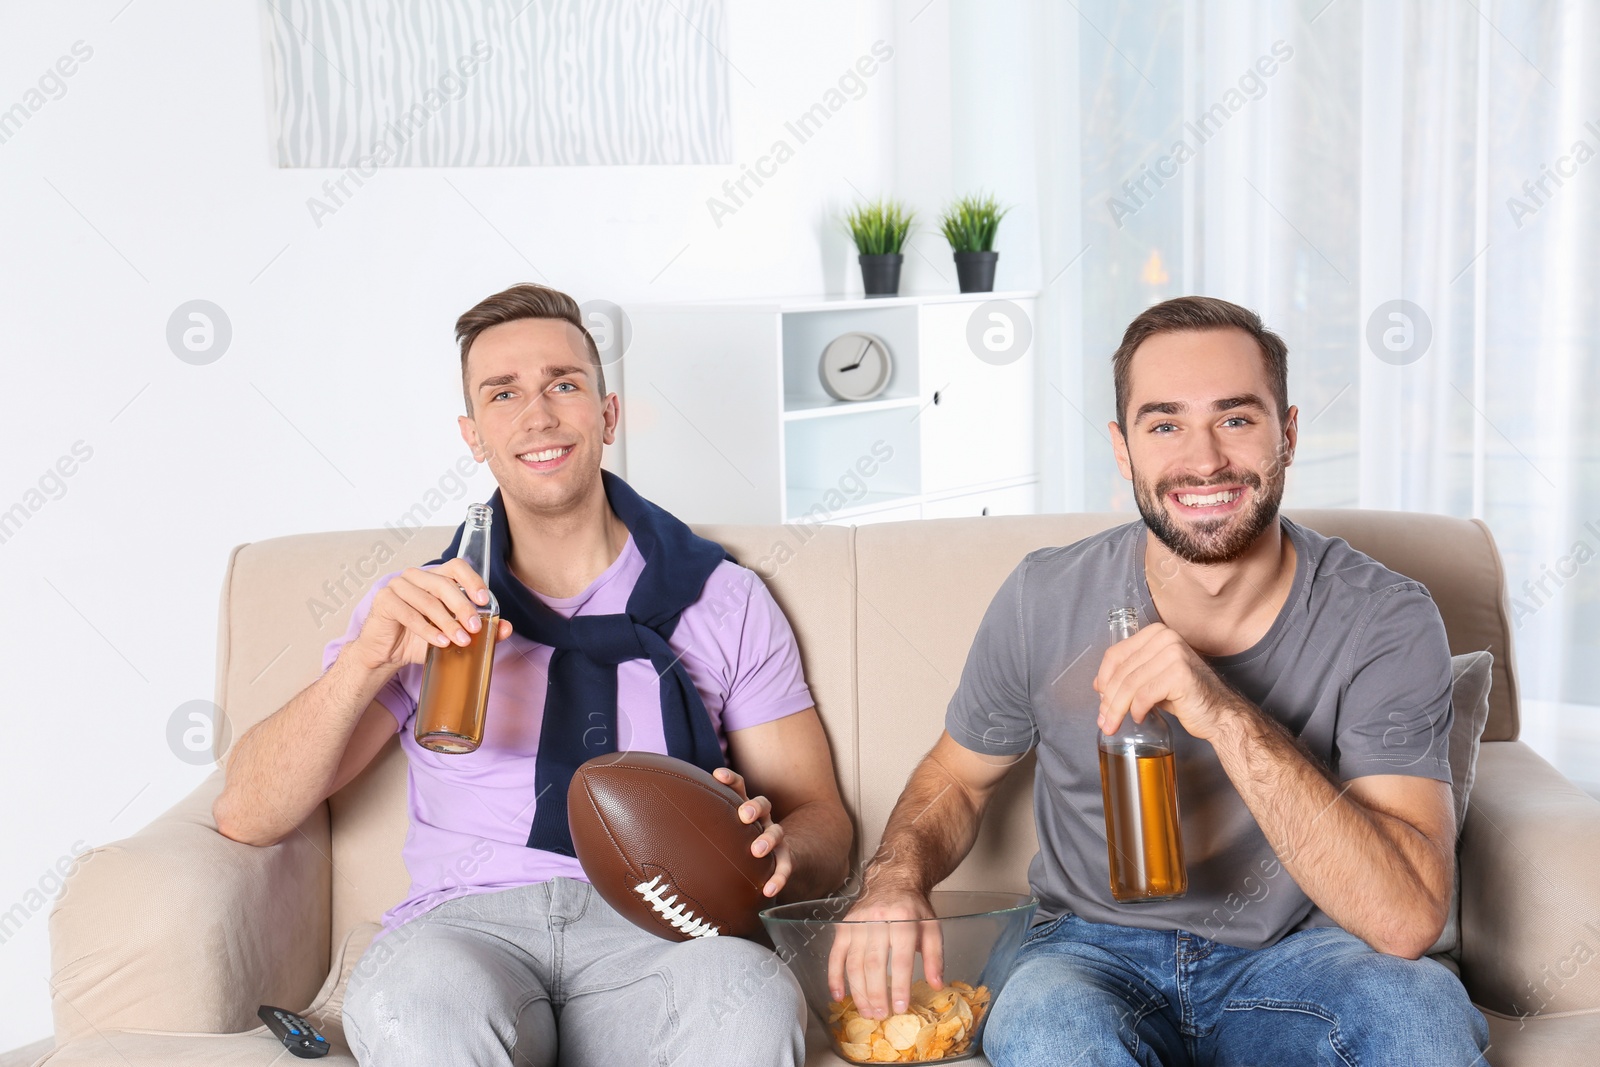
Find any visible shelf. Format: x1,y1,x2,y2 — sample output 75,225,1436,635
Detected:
785,486,920,522
782,394,922,421
783,475,1041,525
782,304,921,411
625,294,1039,525
919,474,1038,503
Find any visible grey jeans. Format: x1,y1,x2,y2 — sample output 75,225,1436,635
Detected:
342,877,805,1067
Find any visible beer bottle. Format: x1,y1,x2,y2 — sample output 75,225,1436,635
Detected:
1098,607,1187,902
414,504,501,754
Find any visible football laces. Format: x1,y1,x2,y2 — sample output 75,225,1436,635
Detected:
633,874,722,938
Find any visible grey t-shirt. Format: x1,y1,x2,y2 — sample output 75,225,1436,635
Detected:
945,516,1454,950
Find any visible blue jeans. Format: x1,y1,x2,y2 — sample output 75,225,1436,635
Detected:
984,914,1489,1067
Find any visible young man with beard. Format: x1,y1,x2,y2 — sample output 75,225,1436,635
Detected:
831,297,1489,1064
214,284,851,1066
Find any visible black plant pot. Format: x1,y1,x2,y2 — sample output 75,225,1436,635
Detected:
858,253,904,296
954,250,999,293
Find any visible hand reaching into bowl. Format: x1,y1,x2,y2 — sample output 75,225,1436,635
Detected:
765,889,1035,1063
828,886,946,1020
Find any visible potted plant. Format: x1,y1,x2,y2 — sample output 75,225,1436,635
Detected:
845,199,915,296
940,192,1010,293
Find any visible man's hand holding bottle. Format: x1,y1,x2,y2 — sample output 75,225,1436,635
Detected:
351,560,513,672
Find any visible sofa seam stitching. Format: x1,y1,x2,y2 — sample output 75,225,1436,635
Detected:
848,522,862,873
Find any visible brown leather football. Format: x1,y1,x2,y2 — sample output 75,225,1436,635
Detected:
567,751,776,941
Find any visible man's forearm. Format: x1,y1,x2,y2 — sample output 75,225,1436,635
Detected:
775,799,853,903
1209,697,1451,956
213,648,394,846
862,750,985,898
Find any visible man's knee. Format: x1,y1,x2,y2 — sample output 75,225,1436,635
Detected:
670,938,805,1060
1254,937,1487,1059
985,957,1159,1065
1289,934,1469,1012
345,928,459,1023
684,937,805,1023
1333,953,1486,1050
343,925,543,1059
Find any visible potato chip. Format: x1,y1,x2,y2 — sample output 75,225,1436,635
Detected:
884,1013,922,1051
914,1022,937,1057
870,1035,899,1062
844,1016,880,1045
840,1041,873,1060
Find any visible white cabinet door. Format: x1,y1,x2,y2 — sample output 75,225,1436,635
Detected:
920,481,1038,519
918,299,1037,495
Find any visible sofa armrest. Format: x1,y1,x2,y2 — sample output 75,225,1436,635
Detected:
1459,740,1600,1017
48,770,331,1044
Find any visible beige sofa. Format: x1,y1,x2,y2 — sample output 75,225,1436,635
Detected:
31,510,1600,1065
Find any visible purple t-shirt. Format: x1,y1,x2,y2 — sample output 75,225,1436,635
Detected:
320,535,815,933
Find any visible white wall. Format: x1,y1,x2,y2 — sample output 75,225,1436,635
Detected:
0,0,1042,1048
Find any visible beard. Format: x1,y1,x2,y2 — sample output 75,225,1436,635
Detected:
1132,460,1285,565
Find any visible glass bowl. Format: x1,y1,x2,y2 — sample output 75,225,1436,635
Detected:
760,890,1037,1063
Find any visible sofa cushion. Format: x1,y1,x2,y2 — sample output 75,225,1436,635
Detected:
34,1033,356,1066
1426,650,1494,959
1447,651,1494,829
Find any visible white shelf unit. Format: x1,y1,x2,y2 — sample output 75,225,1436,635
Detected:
624,292,1039,525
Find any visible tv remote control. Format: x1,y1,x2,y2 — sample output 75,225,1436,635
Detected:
257,1005,330,1058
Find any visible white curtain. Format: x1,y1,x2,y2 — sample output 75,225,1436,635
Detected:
1027,0,1599,785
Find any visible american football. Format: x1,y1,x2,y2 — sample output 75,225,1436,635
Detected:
568,751,777,941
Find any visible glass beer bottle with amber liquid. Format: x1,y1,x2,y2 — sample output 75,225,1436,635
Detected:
414,504,500,754
1098,607,1188,902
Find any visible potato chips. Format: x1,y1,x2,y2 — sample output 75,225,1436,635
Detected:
827,979,991,1062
